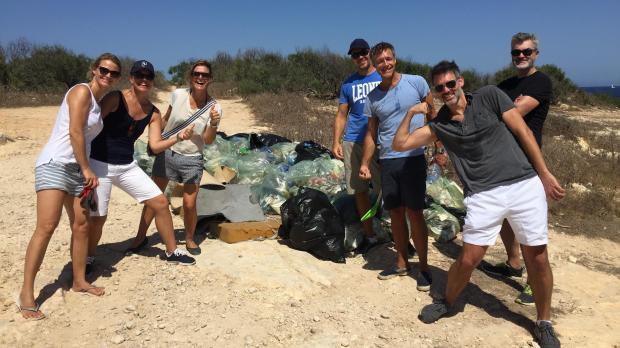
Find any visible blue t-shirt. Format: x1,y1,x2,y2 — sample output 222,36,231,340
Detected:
339,71,382,143
363,74,430,159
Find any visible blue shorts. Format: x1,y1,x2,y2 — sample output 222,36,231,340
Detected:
380,155,427,211
152,149,203,184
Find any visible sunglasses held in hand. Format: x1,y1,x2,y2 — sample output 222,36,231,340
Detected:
79,186,98,211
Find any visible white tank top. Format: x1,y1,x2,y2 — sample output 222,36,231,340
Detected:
36,83,103,166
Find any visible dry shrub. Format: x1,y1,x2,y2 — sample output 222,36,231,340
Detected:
244,92,335,146
0,87,64,107
543,113,619,240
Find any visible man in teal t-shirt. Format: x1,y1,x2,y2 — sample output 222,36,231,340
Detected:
332,38,382,254
360,42,433,292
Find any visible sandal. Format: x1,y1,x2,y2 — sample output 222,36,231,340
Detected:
73,285,105,297
16,302,46,321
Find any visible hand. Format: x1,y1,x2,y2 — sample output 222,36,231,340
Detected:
434,152,448,169
209,104,221,127
539,172,565,201
408,102,429,115
178,124,195,141
332,142,344,160
359,164,371,180
82,167,98,189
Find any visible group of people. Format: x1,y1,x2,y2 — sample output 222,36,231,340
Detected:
17,32,563,347
333,34,563,347
18,56,222,321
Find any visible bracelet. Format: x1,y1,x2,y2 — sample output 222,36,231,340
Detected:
208,123,218,128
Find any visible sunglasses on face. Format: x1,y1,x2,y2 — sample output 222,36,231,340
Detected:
98,66,121,78
192,71,212,79
511,48,537,57
433,79,457,93
350,49,370,59
133,72,154,81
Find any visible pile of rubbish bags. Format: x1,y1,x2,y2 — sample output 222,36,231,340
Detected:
133,133,466,262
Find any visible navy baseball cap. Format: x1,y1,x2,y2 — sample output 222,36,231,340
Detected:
348,38,370,54
130,60,155,76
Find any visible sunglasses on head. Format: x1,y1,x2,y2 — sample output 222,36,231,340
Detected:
351,49,370,59
434,79,457,93
511,48,537,57
192,71,212,79
98,66,121,78
132,72,154,81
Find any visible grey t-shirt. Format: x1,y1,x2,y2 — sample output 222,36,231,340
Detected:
429,85,536,196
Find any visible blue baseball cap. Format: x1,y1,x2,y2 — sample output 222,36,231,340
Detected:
348,38,370,55
130,60,155,76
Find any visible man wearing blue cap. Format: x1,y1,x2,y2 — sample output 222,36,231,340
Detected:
332,38,382,254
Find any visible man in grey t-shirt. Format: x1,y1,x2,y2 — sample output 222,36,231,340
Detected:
392,61,564,348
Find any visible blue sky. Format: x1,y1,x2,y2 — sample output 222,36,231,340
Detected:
1,0,618,87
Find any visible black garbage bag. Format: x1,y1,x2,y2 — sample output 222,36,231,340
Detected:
294,140,335,163
249,133,292,149
278,187,346,263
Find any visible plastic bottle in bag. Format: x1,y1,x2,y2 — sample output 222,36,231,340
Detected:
427,163,442,183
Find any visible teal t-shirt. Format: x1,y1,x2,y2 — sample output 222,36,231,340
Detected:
363,74,430,159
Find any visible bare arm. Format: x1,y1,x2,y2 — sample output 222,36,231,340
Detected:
67,85,98,188
332,103,349,160
393,101,437,151
513,95,540,117
358,116,378,180
202,103,221,145
148,107,194,154
502,107,565,200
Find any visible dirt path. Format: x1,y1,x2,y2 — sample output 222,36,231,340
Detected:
0,94,618,347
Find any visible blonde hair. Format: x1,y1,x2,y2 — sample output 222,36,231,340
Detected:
89,53,121,78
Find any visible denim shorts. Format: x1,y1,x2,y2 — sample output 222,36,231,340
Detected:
152,149,203,184
34,160,85,196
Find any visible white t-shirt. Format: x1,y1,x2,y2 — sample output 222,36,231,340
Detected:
36,83,103,166
164,88,223,156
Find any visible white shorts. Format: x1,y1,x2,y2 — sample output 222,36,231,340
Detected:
462,175,548,247
90,158,162,217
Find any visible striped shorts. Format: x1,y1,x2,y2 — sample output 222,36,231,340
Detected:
152,149,203,184
34,160,85,197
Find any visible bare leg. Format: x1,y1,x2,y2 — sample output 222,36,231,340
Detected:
63,195,104,296
445,243,488,306
407,208,429,271
19,190,65,319
354,191,375,238
389,207,408,269
88,216,107,257
144,194,177,253
499,219,522,269
182,184,199,249
132,176,168,248
521,245,553,320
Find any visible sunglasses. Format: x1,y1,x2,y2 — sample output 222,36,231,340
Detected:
192,71,212,79
433,79,457,93
351,49,370,59
79,186,98,211
98,66,121,78
133,72,154,81
511,48,537,57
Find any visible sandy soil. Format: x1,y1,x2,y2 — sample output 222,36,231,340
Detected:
0,92,618,348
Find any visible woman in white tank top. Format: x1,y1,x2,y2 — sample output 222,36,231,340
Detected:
18,53,121,320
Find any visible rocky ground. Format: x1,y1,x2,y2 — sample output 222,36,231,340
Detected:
0,92,618,347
